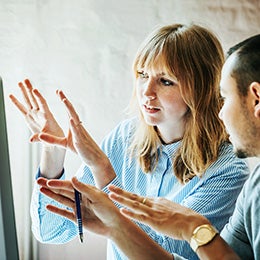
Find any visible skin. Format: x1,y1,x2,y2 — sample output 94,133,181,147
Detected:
9,79,66,178
109,185,208,241
108,185,238,259
39,177,172,260
219,54,260,158
136,65,187,143
10,79,115,188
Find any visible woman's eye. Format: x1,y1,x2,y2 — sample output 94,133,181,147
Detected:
160,78,174,86
137,71,148,79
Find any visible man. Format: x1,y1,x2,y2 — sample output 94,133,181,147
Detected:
217,33,260,258
37,34,260,259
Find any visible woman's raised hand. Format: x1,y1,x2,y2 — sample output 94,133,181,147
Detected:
39,90,105,163
38,90,116,188
9,79,65,144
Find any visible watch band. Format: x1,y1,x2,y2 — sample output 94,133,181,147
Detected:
190,224,218,252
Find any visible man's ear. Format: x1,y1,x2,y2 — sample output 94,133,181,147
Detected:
249,82,260,118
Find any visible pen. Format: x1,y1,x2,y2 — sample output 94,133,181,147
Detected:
74,189,83,243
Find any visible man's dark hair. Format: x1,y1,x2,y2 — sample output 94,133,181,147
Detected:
227,34,260,96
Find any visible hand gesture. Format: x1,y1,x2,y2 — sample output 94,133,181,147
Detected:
38,90,100,159
9,79,64,144
108,185,208,241
38,90,116,188
38,177,123,236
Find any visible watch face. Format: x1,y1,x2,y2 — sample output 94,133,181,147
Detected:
196,226,213,242
190,224,218,252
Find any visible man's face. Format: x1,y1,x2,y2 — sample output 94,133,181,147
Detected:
219,54,259,158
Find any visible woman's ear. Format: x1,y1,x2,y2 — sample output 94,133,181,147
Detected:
250,82,260,118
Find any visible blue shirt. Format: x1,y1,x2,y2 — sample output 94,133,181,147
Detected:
31,118,249,259
221,163,260,259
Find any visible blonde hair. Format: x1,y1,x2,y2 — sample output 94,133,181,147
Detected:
129,23,227,184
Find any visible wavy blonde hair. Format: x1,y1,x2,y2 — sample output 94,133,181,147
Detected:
129,23,228,184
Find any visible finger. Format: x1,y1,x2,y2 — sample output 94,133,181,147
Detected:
37,177,49,187
32,89,51,113
108,185,134,198
120,208,150,224
46,179,76,201
71,177,104,203
70,118,83,129
58,92,81,123
46,204,76,222
9,94,28,115
18,81,33,109
39,133,68,148
64,98,80,122
38,179,73,199
30,133,40,142
56,89,66,101
69,118,85,140
46,179,74,190
109,191,152,212
65,129,77,153
69,118,96,149
109,185,150,206
24,79,39,110
40,187,75,208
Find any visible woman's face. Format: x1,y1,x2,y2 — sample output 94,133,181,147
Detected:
135,65,188,142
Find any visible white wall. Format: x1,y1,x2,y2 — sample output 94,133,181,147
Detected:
0,0,259,259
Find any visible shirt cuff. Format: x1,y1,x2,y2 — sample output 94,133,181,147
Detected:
35,167,65,180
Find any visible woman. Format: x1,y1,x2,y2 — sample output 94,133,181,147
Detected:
10,23,248,259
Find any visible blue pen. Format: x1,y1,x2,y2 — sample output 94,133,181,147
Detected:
74,189,83,243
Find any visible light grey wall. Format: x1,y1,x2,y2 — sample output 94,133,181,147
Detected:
1,0,259,259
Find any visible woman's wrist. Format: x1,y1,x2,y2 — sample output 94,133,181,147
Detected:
91,157,117,188
40,146,66,178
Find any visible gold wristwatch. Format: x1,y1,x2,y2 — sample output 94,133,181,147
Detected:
190,224,218,252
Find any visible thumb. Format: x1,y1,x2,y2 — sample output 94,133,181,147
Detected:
39,132,67,148
71,177,101,202
30,133,40,142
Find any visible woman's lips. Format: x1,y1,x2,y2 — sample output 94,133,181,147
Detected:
143,104,160,114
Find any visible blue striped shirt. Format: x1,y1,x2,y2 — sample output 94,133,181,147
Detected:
31,118,249,259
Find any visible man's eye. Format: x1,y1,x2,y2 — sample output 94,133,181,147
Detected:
137,71,148,79
160,78,174,86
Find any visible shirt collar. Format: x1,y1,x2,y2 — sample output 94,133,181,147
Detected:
160,140,181,157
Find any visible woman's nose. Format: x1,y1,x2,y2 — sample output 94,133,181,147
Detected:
143,80,156,100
